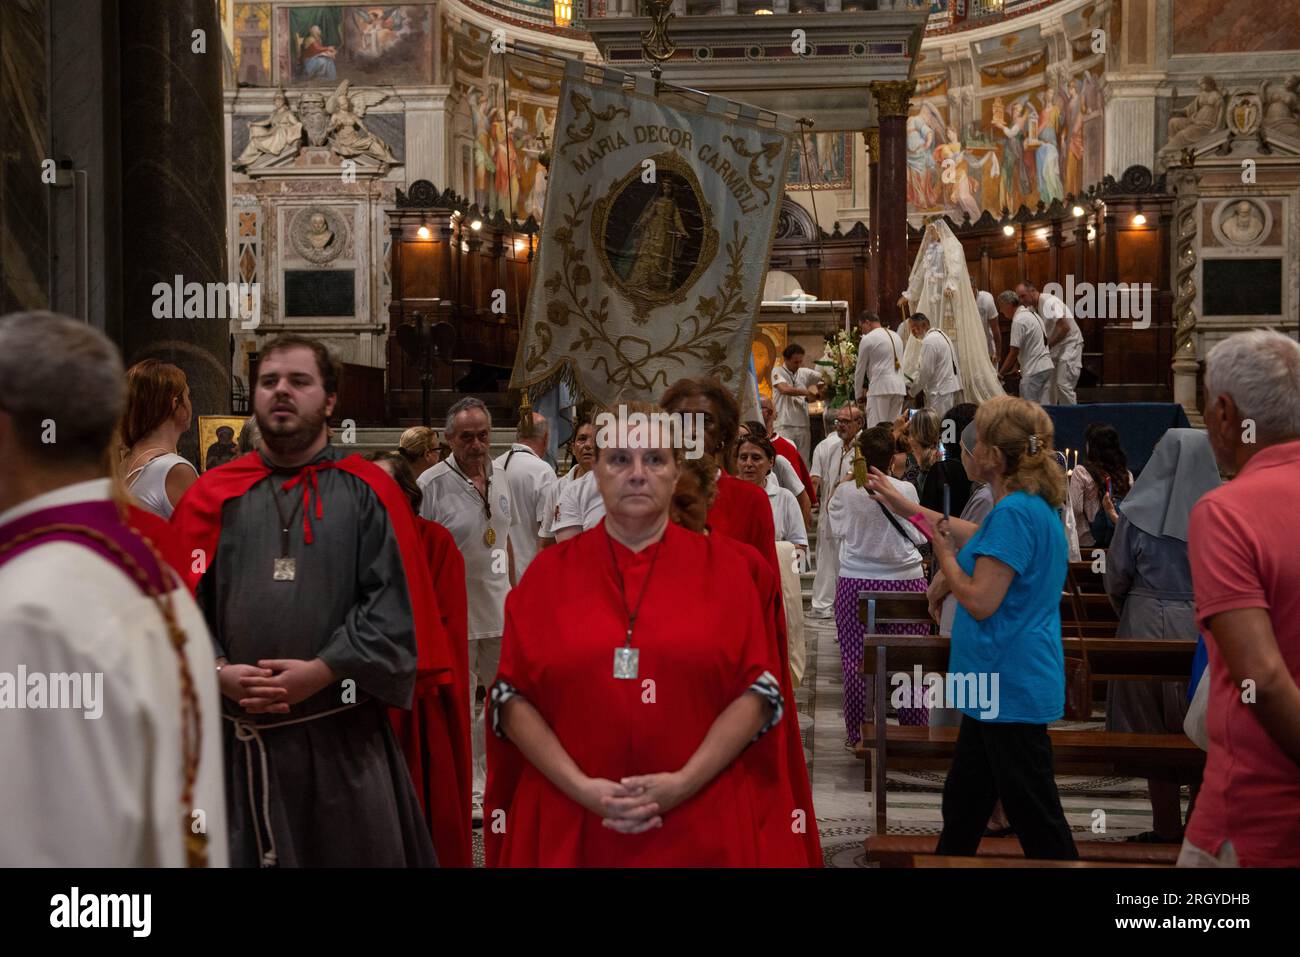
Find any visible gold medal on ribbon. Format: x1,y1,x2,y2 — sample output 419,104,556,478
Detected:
484,526,496,547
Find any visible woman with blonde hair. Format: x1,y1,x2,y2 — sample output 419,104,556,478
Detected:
905,407,943,497
119,358,198,519
398,426,441,479
866,395,1077,860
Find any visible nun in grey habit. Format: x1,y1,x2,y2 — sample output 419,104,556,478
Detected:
1102,428,1221,840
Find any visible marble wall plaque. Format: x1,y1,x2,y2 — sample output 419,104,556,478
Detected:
284,268,355,316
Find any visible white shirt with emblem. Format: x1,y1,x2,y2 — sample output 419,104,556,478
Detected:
491,443,557,577
419,456,513,640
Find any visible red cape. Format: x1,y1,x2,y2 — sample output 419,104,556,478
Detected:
388,518,472,867
772,434,816,507
716,535,822,867
126,505,193,580
170,451,469,860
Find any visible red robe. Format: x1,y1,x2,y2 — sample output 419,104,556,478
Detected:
709,473,820,866
710,473,781,582
772,434,816,507
485,521,789,867
170,452,468,856
715,535,823,867
387,518,473,867
126,505,192,579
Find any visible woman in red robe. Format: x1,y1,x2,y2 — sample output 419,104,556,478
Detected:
485,406,786,867
671,457,823,866
369,452,473,868
661,377,781,580
661,377,818,857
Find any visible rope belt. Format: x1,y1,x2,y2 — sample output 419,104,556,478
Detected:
225,701,360,867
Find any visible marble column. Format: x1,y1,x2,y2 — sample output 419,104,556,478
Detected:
865,127,880,313
119,0,229,462
870,80,914,330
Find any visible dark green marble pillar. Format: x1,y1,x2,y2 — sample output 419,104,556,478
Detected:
119,0,228,462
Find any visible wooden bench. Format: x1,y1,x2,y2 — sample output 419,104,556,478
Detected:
1061,559,1120,639
864,834,1179,867
852,593,1201,833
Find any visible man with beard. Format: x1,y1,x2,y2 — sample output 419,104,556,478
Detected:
171,335,441,867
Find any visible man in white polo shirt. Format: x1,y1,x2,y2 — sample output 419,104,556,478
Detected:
419,396,514,814
492,411,556,578
852,310,906,427
996,289,1055,404
905,312,963,418
972,277,1000,367
771,342,822,462
1018,280,1083,405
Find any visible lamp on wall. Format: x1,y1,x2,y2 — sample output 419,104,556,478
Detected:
553,0,573,27
1131,202,1147,227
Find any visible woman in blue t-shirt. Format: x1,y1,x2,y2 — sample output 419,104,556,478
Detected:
866,395,1077,860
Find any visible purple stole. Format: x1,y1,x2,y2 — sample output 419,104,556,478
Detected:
0,500,168,594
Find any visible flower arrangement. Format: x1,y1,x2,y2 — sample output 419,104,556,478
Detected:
814,329,859,405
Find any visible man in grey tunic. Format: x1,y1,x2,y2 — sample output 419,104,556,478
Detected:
180,336,436,867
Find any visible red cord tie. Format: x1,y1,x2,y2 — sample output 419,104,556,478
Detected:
281,462,334,545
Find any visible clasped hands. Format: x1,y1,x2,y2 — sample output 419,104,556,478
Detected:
579,772,692,835
218,658,338,714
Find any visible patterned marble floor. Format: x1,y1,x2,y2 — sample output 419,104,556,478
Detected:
801,616,1185,867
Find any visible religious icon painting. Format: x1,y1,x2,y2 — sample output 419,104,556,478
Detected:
592,150,719,317
199,415,251,472
753,323,787,401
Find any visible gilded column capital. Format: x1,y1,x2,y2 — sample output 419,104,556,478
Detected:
869,80,916,119
864,128,880,164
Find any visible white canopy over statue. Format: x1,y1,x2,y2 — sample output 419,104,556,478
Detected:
898,218,1005,406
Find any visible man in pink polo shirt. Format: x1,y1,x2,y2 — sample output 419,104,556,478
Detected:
1184,329,1300,867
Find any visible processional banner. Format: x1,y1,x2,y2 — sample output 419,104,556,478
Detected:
512,58,794,407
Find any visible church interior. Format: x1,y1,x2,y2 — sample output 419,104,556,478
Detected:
3,0,1300,885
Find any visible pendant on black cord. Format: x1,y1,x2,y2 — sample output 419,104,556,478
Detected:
273,557,296,581
612,645,639,680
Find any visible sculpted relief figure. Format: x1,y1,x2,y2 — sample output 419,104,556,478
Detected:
1221,200,1265,246
1165,76,1225,152
326,80,398,167
235,91,303,169
1261,76,1300,142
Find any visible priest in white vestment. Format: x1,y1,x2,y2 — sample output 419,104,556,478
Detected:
0,312,227,867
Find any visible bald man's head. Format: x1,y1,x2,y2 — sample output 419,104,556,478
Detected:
516,411,550,454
